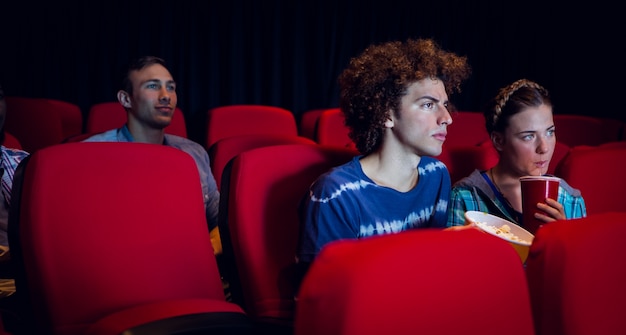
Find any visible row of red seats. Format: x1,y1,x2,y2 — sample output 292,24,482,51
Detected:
176,141,626,335
5,95,624,153
5,97,625,214
2,138,626,334
299,108,626,149
1,141,354,334
296,211,626,335
192,106,626,334
304,108,626,147
4,97,310,153
3,97,188,152
0,101,335,334
207,139,626,334
5,97,625,216
3,99,308,148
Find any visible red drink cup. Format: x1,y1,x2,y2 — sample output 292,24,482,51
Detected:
520,176,560,234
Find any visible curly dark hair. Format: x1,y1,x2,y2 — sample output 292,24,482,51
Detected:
338,38,471,154
484,78,551,135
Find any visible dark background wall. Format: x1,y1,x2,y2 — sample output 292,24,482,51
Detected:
1,1,623,144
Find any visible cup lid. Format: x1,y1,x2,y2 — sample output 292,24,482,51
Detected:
519,175,561,182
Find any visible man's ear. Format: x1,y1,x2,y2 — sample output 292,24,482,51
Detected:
491,132,504,152
384,110,394,128
117,90,132,109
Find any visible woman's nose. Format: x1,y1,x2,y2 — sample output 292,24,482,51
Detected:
537,136,549,154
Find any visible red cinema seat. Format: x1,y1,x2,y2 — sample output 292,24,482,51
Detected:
553,114,622,147
3,131,23,150
4,97,82,152
555,145,626,214
7,142,251,335
446,111,490,147
87,102,188,138
208,133,316,191
298,108,328,140
295,228,534,335
205,104,298,150
314,108,358,152
526,212,626,335
218,143,356,334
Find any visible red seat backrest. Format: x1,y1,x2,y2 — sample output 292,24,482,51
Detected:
48,99,83,140
597,141,626,149
526,212,626,335
553,114,622,147
298,108,328,140
295,228,535,335
3,131,23,150
548,141,571,176
555,146,626,215
5,96,80,152
439,143,499,184
205,104,298,149
218,143,356,330
87,102,187,138
86,102,127,134
446,111,490,147
9,142,239,334
208,133,316,191
315,108,358,151
600,117,624,143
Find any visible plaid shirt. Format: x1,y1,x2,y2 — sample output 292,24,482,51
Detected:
1,146,30,246
447,169,587,229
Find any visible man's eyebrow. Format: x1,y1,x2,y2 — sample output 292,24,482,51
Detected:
417,95,450,104
141,79,160,85
140,79,176,85
418,95,442,103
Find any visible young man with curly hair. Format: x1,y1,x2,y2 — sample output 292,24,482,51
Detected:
296,38,471,284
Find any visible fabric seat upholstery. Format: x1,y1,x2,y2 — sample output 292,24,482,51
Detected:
295,228,535,335
7,142,250,335
218,143,355,334
526,212,626,335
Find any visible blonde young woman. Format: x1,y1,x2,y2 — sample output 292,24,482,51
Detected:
447,79,586,228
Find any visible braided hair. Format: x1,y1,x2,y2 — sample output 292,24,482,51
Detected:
484,79,551,135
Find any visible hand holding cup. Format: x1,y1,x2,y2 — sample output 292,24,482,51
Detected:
519,176,560,234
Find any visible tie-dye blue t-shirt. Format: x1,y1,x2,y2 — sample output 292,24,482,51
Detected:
297,155,450,263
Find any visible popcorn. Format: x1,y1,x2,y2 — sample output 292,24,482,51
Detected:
475,221,530,244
